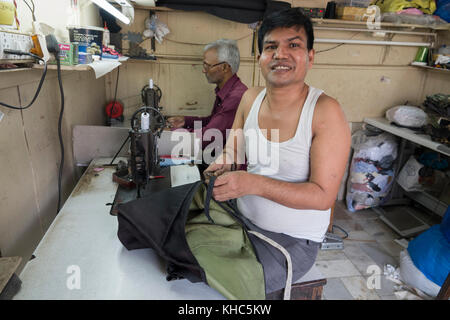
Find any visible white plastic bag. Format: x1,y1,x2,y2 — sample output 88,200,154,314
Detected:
385,106,428,128
398,250,441,298
144,14,170,44
346,130,399,212
396,155,424,192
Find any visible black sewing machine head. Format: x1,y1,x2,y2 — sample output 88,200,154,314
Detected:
112,80,165,198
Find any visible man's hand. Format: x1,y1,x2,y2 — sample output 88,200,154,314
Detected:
212,171,255,202
167,116,185,129
203,162,233,184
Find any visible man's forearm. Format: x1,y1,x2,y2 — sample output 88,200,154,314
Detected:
248,173,333,211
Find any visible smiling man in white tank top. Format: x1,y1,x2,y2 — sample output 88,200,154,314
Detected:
205,9,351,246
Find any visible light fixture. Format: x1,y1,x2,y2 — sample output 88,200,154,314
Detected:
90,0,131,25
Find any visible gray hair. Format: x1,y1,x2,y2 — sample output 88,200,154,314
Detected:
203,39,240,74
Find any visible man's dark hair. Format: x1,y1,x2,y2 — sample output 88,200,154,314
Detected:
258,8,314,54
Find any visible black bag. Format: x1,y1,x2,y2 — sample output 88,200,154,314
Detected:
117,180,207,283
117,177,319,299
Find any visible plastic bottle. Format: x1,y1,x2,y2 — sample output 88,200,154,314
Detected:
438,45,450,55
103,22,110,48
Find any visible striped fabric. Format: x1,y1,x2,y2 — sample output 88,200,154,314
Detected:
13,0,19,28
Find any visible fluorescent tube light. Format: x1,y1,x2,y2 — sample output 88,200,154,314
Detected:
91,0,131,24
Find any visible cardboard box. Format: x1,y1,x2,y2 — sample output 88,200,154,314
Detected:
49,43,76,65
336,6,369,21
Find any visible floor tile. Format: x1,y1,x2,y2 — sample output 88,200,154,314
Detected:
376,240,403,263
332,202,353,220
379,294,398,300
347,208,380,221
357,218,400,241
316,249,347,261
359,242,398,268
322,278,354,300
345,230,375,241
333,218,364,233
314,259,361,278
343,242,379,275
368,274,398,297
340,276,381,300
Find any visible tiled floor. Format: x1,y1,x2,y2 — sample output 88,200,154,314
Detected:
318,200,441,300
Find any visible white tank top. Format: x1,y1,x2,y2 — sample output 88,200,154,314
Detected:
237,86,331,243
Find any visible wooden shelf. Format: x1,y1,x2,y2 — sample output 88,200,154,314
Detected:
0,66,33,73
32,64,90,71
312,18,450,30
133,5,174,11
129,5,450,31
410,64,450,73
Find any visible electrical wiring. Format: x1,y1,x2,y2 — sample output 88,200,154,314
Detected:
315,31,361,54
137,32,254,47
0,51,47,110
107,66,120,125
55,55,65,214
332,224,349,239
22,0,36,21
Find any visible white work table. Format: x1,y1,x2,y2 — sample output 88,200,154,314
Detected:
14,158,225,300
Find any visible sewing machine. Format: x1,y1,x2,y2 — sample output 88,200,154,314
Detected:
112,81,166,202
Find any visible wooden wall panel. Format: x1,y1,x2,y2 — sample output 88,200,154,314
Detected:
421,70,450,100
0,69,105,270
0,86,44,264
305,66,426,122
114,9,435,123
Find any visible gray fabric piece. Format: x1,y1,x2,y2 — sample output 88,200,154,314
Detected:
248,230,293,300
221,200,320,294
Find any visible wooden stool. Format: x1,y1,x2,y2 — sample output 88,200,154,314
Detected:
266,265,327,300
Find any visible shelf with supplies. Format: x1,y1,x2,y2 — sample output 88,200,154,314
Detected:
127,4,450,30
32,57,127,78
364,117,450,157
410,64,450,74
311,18,450,31
364,117,449,237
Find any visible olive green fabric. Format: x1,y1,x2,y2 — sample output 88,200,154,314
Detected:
185,184,265,300
371,0,436,14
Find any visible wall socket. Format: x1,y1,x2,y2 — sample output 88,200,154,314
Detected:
0,28,34,62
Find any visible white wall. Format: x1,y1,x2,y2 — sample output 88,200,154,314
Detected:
15,0,102,41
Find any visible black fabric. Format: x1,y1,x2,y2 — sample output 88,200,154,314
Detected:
203,176,217,224
117,177,319,296
117,180,206,283
156,0,291,24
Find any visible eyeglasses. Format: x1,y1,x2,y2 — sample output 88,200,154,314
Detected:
202,61,227,71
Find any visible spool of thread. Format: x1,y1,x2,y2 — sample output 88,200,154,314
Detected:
149,78,153,89
141,112,150,130
414,47,429,63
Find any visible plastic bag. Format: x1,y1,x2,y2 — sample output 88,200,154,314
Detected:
435,0,450,22
143,14,170,44
381,12,447,25
385,106,428,128
396,155,424,192
398,249,441,298
407,225,450,288
346,130,399,212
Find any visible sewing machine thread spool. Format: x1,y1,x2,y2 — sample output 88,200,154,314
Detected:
141,112,150,130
